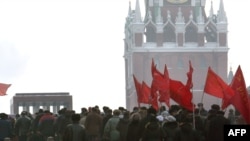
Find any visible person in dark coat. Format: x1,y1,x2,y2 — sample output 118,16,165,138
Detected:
203,109,217,139
30,109,44,132
173,115,201,141
227,108,236,124
84,107,103,141
126,113,141,141
141,114,166,141
206,110,230,141
103,109,121,141
0,113,13,141
137,106,157,140
194,115,206,141
162,115,179,141
62,114,87,141
197,103,208,117
14,111,32,141
54,109,73,141
38,110,56,141
116,111,130,141
168,105,182,123
101,108,113,137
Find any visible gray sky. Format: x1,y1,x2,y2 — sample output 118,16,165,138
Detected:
1,0,250,114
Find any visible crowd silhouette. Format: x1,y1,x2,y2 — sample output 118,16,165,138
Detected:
0,103,247,141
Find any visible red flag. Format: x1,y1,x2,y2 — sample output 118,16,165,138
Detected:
158,65,170,107
151,59,170,108
133,75,142,105
229,66,250,124
150,91,159,111
133,75,151,105
0,83,11,96
169,79,195,111
186,60,193,89
141,81,151,104
150,59,164,110
204,67,234,98
203,67,234,109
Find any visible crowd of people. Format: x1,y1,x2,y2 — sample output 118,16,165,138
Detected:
0,103,247,141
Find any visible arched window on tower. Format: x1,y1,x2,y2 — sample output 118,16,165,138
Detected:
163,25,176,42
145,26,156,42
205,23,217,42
185,26,197,42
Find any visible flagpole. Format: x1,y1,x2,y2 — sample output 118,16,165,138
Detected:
191,87,195,129
200,91,205,104
198,92,205,116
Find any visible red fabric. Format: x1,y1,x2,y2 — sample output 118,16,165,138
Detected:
0,83,11,96
204,67,234,99
150,59,164,110
151,66,164,99
141,81,151,104
150,94,159,111
204,67,234,109
133,75,142,105
151,60,170,109
169,79,194,112
150,59,157,100
186,60,193,89
229,66,250,124
158,65,170,107
133,75,151,105
221,86,235,109
150,85,159,111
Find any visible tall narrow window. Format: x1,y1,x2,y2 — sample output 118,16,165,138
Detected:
164,25,176,42
145,26,156,42
185,26,197,42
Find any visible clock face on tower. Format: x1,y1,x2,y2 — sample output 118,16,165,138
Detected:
167,0,188,4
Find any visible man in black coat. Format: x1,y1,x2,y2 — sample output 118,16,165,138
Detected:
15,111,31,141
63,114,87,141
206,110,230,141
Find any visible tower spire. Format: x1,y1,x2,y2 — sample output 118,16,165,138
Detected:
217,0,227,23
197,6,204,23
156,5,163,23
209,1,214,18
176,7,185,23
128,1,132,16
134,0,142,23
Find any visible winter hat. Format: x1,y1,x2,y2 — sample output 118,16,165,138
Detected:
156,115,164,122
161,111,169,117
165,115,176,122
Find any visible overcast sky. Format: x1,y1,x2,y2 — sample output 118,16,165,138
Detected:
0,0,250,114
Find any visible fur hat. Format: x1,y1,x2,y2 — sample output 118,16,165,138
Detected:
211,104,220,111
113,109,121,116
71,114,81,122
147,106,157,115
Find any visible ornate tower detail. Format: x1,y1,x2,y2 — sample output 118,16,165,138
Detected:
124,0,229,111
133,0,144,47
175,8,185,46
197,7,205,46
216,0,228,47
